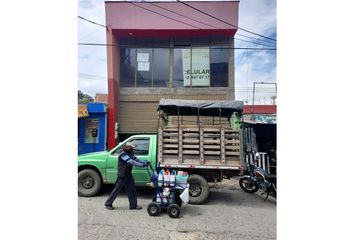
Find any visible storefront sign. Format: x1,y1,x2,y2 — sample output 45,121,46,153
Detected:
85,118,100,143
182,48,210,86
78,105,89,118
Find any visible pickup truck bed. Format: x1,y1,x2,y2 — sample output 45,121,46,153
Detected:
158,125,241,169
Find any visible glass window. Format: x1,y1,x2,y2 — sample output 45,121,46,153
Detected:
153,48,169,87
130,138,150,156
136,48,152,87
210,47,228,87
191,48,210,87
120,48,136,87
173,48,186,87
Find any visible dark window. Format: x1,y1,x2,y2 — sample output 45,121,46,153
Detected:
153,48,169,87
120,48,136,87
210,47,228,87
130,138,150,156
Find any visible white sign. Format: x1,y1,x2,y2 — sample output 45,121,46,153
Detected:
138,62,150,71
137,53,149,62
182,48,210,86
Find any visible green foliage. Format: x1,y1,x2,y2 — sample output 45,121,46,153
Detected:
78,90,94,104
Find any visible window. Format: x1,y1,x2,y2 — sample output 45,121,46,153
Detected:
110,138,150,156
153,48,169,87
120,47,169,88
137,48,152,87
210,47,228,87
120,48,136,87
119,37,230,88
130,138,150,156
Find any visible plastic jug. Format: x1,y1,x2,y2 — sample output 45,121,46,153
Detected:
158,169,164,187
170,170,176,187
164,170,170,187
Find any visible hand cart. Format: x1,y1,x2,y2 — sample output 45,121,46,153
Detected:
146,164,189,218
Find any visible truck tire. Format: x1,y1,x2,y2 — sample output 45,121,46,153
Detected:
188,174,209,204
78,169,102,197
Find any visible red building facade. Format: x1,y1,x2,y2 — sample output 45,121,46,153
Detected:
105,1,239,148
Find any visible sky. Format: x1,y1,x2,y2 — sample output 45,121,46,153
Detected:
78,0,276,104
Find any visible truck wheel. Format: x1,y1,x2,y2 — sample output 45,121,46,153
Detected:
78,169,102,197
167,204,180,218
147,202,161,216
188,174,209,204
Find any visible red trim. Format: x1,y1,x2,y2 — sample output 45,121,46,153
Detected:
113,29,236,38
107,27,118,150
243,105,277,114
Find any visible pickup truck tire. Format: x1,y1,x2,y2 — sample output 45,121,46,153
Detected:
78,169,102,197
188,174,209,204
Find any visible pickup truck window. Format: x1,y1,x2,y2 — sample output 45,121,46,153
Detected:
110,138,150,156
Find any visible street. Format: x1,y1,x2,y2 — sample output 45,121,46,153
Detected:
78,178,276,240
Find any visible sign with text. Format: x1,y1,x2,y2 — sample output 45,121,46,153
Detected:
182,48,210,86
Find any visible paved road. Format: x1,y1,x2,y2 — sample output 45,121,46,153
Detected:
78,178,276,240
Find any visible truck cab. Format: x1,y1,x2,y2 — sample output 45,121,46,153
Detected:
78,135,157,197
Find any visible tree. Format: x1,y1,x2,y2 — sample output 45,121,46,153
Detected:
78,90,94,104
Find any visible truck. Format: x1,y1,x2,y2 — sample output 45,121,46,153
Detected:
78,99,244,204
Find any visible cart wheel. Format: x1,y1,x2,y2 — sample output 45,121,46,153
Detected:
147,202,161,216
167,204,180,218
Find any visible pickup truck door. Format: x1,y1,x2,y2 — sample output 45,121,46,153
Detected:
105,137,152,184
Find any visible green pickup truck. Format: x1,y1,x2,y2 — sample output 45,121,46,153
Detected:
78,99,244,204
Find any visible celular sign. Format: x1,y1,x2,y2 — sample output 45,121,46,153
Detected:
182,48,210,86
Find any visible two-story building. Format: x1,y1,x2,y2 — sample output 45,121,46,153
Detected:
105,1,239,148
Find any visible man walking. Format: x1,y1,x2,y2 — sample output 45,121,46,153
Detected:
104,142,149,210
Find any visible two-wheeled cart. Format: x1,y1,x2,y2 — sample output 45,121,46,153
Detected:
146,164,189,218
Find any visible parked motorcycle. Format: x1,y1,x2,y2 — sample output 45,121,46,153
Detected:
239,154,276,201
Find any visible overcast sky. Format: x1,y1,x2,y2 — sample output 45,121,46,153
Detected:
78,0,276,104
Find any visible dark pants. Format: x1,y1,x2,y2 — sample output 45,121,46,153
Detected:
105,174,137,208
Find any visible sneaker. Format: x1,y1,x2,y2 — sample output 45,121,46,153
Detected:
129,205,142,210
105,205,115,210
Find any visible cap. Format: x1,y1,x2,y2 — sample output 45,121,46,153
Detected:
125,142,137,148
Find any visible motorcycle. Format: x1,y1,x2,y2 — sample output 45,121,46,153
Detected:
239,153,277,201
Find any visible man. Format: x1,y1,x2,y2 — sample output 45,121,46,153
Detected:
104,142,149,210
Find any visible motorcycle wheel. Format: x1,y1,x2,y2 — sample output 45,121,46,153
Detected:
239,177,259,193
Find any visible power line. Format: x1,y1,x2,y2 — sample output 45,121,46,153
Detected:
176,0,276,42
234,38,275,48
78,16,107,29
236,33,276,45
78,42,276,50
142,0,220,29
128,1,201,29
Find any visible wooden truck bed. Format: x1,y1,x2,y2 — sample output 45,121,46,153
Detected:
158,125,241,169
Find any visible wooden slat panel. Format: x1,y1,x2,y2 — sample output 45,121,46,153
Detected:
204,145,221,149
163,144,178,148
178,128,183,163
199,128,204,164
226,140,239,144
183,138,199,143
204,139,220,144
182,133,199,137
182,144,199,149
183,150,200,155
220,128,225,164
163,138,178,143
225,146,240,150
163,132,178,137
205,151,221,155
163,150,178,154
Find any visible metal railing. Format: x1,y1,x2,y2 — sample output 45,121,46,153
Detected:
245,152,270,174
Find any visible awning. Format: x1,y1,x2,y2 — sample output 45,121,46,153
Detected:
78,105,89,118
242,114,276,124
157,99,244,117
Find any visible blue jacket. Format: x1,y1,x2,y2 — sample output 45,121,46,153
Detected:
117,152,145,178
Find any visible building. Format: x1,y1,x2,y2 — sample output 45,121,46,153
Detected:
95,93,108,104
105,1,239,148
78,103,108,154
